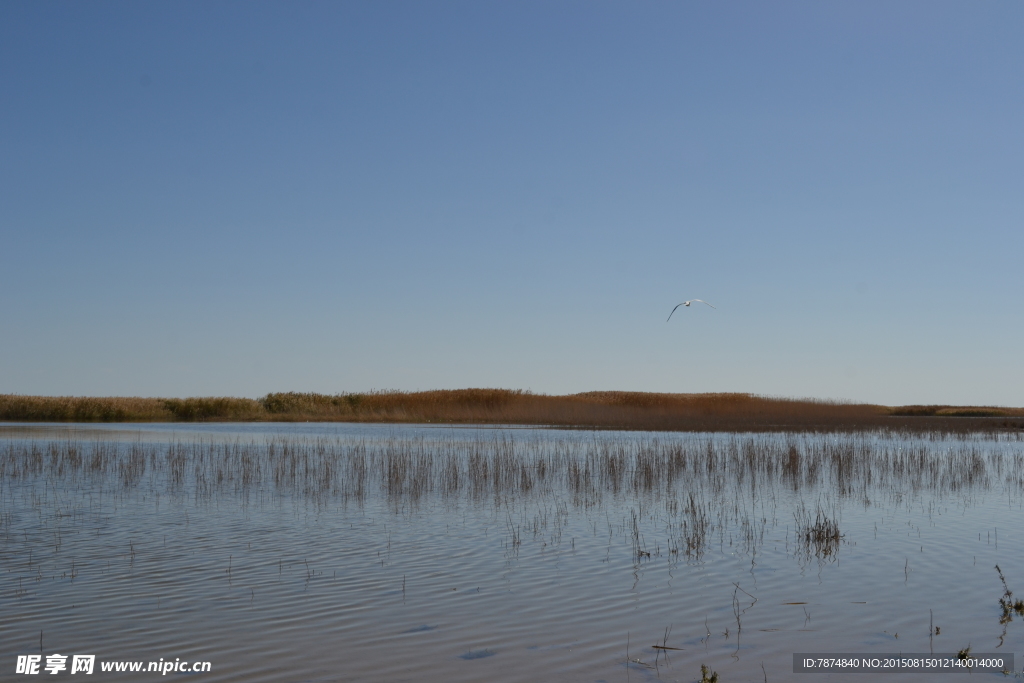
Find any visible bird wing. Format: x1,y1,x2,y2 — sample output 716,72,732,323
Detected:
692,300,716,309
666,303,686,321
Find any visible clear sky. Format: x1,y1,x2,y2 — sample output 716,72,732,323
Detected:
2,1,1022,405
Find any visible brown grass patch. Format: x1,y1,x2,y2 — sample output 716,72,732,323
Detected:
1,390,1022,432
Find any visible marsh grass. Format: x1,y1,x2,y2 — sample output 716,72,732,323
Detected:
996,565,1024,624
700,663,719,683
795,504,843,560
2,433,1016,505
3,431,1021,572
3,390,1024,432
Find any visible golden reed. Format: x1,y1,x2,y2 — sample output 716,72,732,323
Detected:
1,389,1021,432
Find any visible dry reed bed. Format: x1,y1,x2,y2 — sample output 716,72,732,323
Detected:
3,390,1024,432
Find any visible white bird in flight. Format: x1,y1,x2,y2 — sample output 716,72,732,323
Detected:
666,299,716,321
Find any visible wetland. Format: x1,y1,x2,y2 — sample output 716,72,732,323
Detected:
2,422,1024,681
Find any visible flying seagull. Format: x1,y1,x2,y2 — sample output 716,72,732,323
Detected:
666,300,716,321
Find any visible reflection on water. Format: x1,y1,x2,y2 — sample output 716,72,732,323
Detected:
2,423,1023,681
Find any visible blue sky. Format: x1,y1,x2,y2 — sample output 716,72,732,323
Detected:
2,1,1022,405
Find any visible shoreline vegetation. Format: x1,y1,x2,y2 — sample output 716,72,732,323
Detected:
1,390,1023,432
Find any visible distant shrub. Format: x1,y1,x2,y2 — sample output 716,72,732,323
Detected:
162,397,264,421
0,395,170,422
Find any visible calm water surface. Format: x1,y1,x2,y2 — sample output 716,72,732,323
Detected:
2,423,1023,682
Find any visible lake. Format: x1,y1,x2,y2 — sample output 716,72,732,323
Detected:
2,423,1022,681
